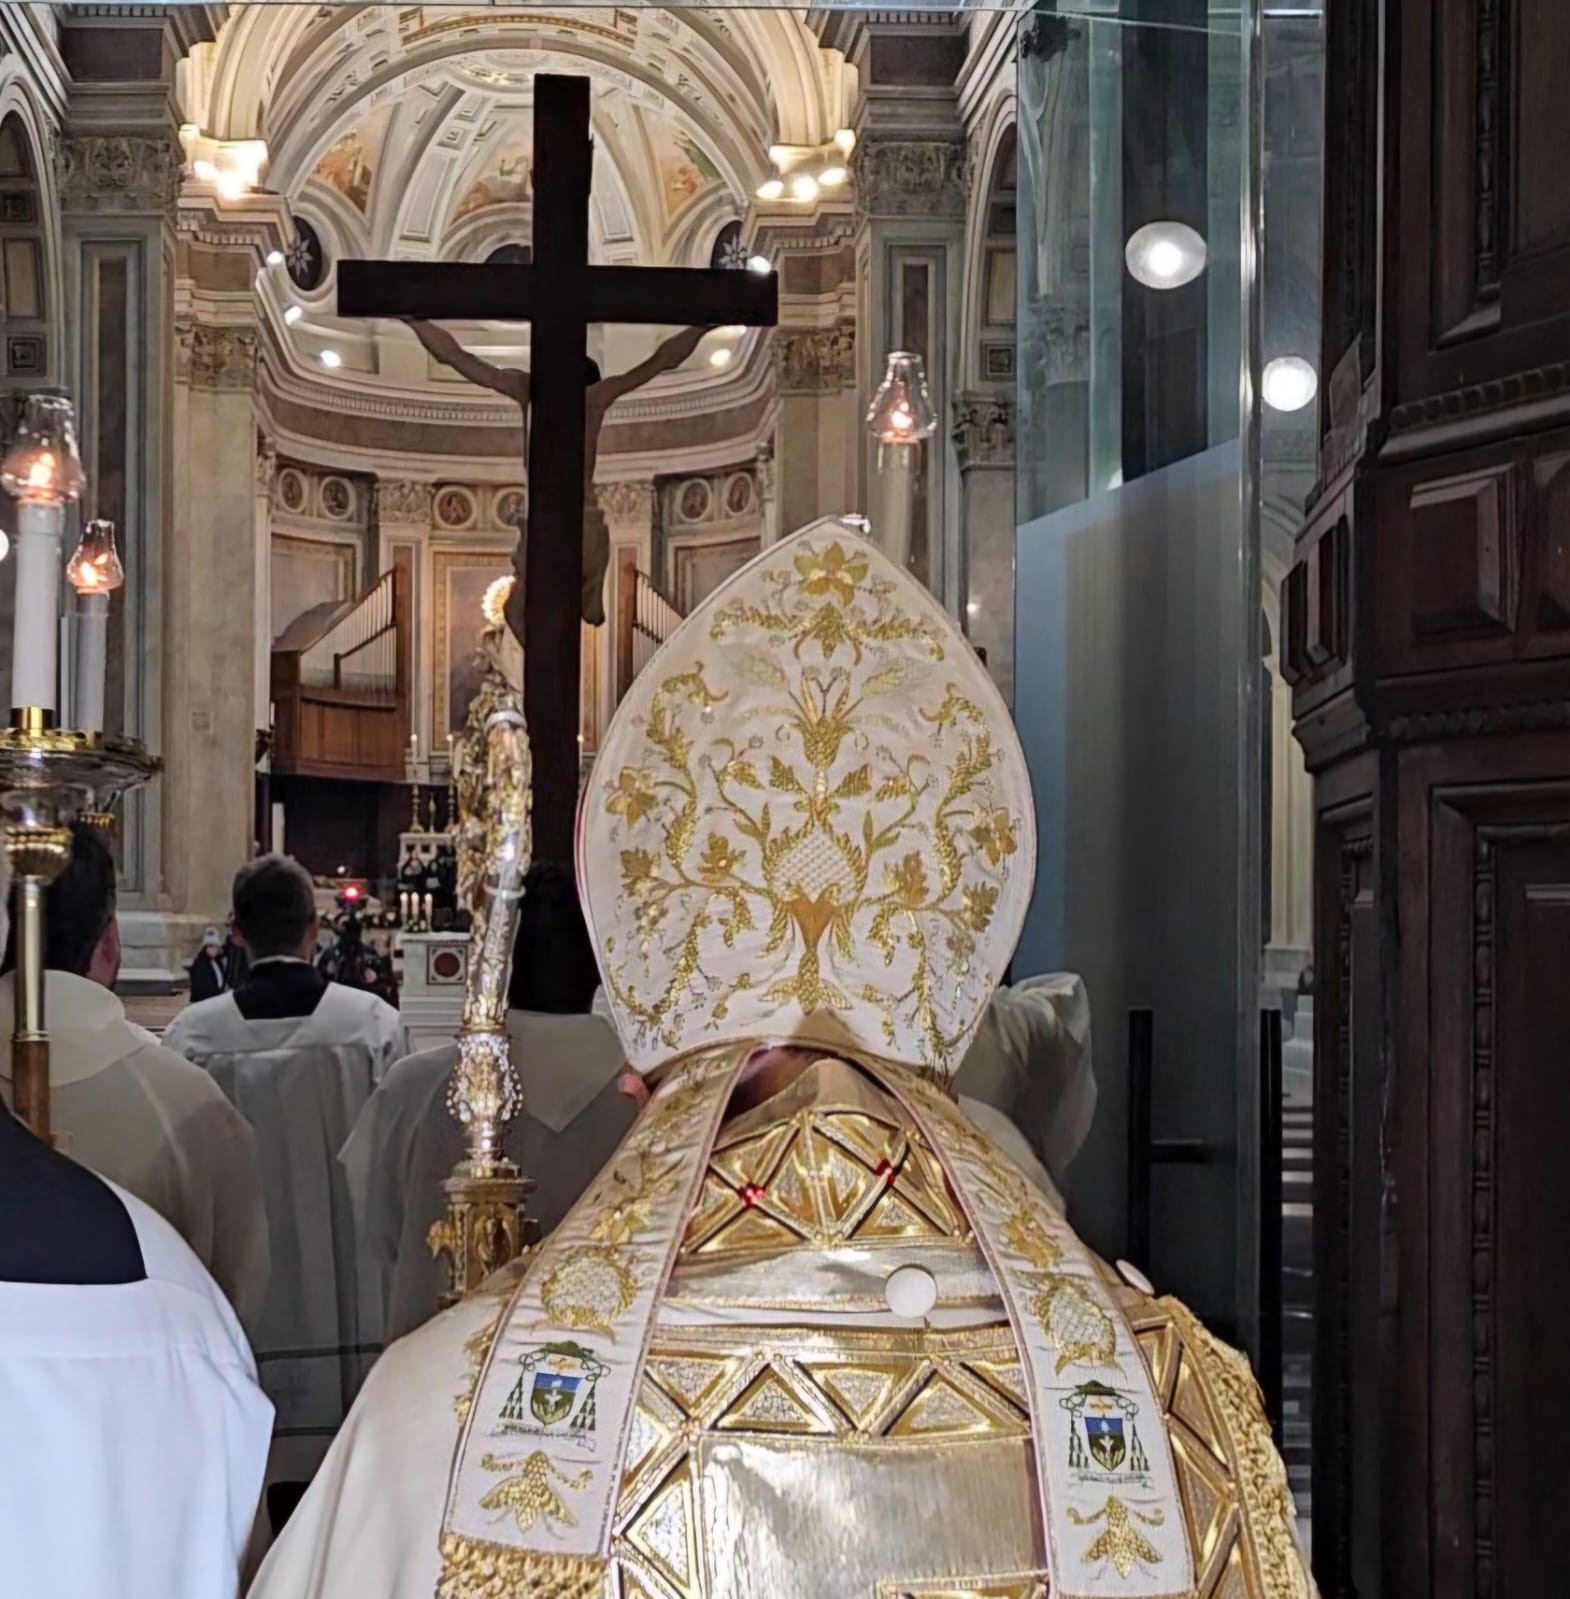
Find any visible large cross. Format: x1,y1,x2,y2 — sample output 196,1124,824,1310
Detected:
338,75,777,863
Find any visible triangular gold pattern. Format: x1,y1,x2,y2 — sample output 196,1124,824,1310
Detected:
968,1359,1029,1412
645,1354,742,1419
1171,1350,1228,1465
710,1121,793,1190
697,1205,801,1254
887,1372,1016,1438
682,1174,740,1251
1171,1427,1236,1573
1135,1321,1180,1399
802,1360,907,1429
622,1403,672,1487
717,1368,835,1435
1204,1537,1249,1599
624,1471,697,1594
856,1189,942,1241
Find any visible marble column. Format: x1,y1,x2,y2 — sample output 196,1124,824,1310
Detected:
372,477,433,753
755,439,780,547
774,324,860,537
254,437,276,735
953,392,1015,705
597,479,656,735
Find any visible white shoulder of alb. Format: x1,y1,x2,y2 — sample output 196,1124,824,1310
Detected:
160,992,240,1055
109,1182,257,1358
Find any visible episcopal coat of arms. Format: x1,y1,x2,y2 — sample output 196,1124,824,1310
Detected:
498,1342,607,1438
1060,1380,1151,1478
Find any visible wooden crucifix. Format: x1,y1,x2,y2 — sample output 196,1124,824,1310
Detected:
338,75,777,863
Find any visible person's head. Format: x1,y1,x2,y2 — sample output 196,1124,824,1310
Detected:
231,853,320,962
200,924,222,955
2,820,119,987
583,356,602,387
508,862,598,1014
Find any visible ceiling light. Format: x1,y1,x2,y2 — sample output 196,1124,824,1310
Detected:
720,324,745,337
265,248,285,267
319,349,342,369
756,178,784,202
709,347,733,369
746,255,771,275
217,172,248,203
1261,355,1318,412
818,166,847,188
768,144,790,167
966,599,981,618
790,173,819,203
193,159,217,182
1124,221,1207,289
283,304,304,325
834,129,856,156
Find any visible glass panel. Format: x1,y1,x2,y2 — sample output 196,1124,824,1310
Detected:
1013,8,1259,1341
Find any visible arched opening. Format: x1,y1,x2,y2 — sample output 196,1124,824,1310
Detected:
0,112,53,397
976,125,1017,383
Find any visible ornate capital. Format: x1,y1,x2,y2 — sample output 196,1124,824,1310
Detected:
376,477,435,526
855,139,968,223
255,437,277,500
177,322,257,390
776,324,856,395
54,131,181,215
952,393,1015,471
597,480,655,526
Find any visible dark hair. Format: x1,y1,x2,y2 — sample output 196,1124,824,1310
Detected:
583,356,602,387
2,821,115,977
232,853,317,960
508,862,598,1014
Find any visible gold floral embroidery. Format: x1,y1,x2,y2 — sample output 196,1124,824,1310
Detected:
477,1451,593,1536
597,535,1022,1072
1069,1496,1165,1578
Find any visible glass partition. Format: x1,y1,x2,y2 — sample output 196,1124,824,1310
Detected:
1013,7,1260,1343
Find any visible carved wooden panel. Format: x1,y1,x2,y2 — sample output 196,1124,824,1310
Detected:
1528,449,1570,627
1427,772,1570,1599
1407,466,1517,640
1393,0,1570,410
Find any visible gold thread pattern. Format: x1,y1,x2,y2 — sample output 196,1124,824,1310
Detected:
436,1534,606,1599
1069,1496,1166,1579
477,1450,594,1536
585,528,1033,1075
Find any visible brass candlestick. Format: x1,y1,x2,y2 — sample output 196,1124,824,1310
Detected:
0,725,160,1140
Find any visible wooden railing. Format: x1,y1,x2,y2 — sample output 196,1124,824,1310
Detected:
271,564,409,780
615,546,684,703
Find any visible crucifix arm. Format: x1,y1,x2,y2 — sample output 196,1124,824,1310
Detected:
594,325,710,406
406,319,529,406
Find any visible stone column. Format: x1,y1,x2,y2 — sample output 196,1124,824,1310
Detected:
597,480,656,735
774,325,860,536
953,392,1015,704
755,439,779,546
817,14,970,610
373,477,433,752
255,437,276,735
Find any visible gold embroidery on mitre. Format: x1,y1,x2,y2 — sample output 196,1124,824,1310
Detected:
582,525,1033,1075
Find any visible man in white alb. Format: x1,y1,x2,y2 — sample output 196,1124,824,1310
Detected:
0,820,269,1324
163,853,407,1478
0,855,273,1599
342,861,635,1342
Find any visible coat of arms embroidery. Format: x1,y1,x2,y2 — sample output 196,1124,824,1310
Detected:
498,1341,607,1439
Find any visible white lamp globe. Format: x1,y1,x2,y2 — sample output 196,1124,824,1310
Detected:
1124,221,1208,290
1261,355,1319,413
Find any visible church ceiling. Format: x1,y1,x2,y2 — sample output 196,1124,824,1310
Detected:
203,3,849,266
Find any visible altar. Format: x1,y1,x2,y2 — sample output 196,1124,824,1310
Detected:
393,929,469,1052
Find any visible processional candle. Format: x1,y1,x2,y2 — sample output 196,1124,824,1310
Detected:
65,520,125,734
865,353,936,574
1,394,86,723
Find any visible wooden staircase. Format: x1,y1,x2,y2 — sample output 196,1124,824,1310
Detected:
271,566,409,781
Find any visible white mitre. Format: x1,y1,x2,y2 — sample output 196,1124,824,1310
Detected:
578,518,1035,1075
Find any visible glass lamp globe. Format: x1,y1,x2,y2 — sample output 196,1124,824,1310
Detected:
66,519,125,594
1261,355,1319,412
1124,221,1208,290
1,393,86,505
867,352,937,445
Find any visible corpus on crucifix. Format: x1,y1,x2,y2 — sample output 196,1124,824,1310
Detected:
338,74,777,863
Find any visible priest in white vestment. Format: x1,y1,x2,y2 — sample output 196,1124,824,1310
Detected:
163,853,405,1478
342,862,635,1342
0,820,269,1324
250,525,1314,1599
0,1050,272,1598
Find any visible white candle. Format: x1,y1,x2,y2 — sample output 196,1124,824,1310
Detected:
399,890,409,924
876,442,918,573
73,591,109,732
12,500,61,712
423,892,433,926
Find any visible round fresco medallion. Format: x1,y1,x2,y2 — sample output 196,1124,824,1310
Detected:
435,487,476,529
678,478,711,523
278,468,307,514
320,475,353,520
286,215,327,292
494,487,524,528
725,472,753,517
